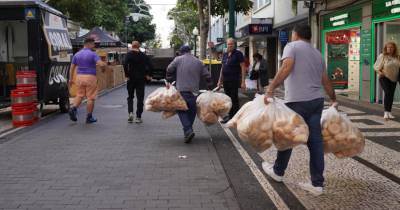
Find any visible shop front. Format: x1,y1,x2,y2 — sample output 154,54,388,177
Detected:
321,7,363,100
371,0,400,103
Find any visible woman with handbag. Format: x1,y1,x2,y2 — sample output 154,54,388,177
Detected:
251,53,268,92
374,42,400,120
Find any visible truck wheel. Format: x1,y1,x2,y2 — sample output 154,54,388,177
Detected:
59,97,70,113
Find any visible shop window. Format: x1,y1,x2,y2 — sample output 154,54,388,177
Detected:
253,0,271,11
325,28,360,98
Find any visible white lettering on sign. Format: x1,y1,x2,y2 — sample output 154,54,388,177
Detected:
48,65,69,85
386,0,400,7
48,31,72,52
330,13,348,22
332,20,346,26
391,7,400,13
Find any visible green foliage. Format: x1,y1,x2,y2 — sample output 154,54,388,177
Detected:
119,0,156,43
146,34,162,48
168,0,199,49
209,0,253,16
47,0,128,31
48,0,156,43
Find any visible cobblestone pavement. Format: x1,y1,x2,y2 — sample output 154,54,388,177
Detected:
0,85,240,210
1,84,400,210
218,93,400,210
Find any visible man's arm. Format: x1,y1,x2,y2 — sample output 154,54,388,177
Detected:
166,57,179,83
322,71,336,102
145,54,153,79
240,62,246,90
201,65,212,89
69,64,77,84
123,53,130,78
217,66,224,87
266,58,294,97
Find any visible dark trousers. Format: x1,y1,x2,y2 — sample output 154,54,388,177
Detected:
177,92,197,136
127,79,145,118
273,98,325,187
379,76,397,112
223,81,240,118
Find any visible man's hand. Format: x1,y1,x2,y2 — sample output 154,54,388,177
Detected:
166,83,171,89
264,89,274,104
217,80,223,88
146,75,152,81
331,101,339,109
68,80,74,86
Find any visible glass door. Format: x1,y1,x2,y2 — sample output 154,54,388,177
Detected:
384,21,400,103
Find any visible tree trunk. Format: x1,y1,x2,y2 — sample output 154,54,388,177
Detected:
196,0,209,60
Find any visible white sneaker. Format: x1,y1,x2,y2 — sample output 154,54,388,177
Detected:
261,162,283,182
298,182,323,196
384,112,389,120
128,113,134,123
388,112,395,119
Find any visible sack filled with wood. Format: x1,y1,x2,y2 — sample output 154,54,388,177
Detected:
226,94,273,152
196,91,232,125
321,106,365,158
271,99,309,151
145,83,188,112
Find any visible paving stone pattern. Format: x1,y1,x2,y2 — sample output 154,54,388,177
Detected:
0,85,240,210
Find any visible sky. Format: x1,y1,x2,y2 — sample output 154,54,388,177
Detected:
146,0,176,48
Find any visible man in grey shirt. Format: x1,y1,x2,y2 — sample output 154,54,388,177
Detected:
263,25,336,196
166,45,211,143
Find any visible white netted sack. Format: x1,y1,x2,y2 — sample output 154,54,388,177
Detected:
321,106,365,158
271,99,309,151
145,85,188,112
161,111,176,119
196,91,232,125
226,94,273,152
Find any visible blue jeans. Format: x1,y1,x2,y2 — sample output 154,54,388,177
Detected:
273,98,325,187
177,92,197,136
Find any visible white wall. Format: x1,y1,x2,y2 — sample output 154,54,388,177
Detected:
252,0,274,19
274,0,308,25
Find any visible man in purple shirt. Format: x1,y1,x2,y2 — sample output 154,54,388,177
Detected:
68,37,106,123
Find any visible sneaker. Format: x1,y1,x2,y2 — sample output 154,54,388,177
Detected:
384,112,390,120
298,182,323,196
68,107,77,122
184,132,195,144
134,117,143,124
86,116,97,124
128,113,134,123
388,112,395,119
261,162,283,182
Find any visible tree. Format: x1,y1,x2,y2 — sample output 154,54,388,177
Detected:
167,0,199,49
119,0,156,44
194,0,253,59
47,0,128,31
146,33,162,48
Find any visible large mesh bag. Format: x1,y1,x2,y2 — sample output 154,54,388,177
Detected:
321,106,365,158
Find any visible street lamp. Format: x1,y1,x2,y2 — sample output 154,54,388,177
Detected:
192,27,199,57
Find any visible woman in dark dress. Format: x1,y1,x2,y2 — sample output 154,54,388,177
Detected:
252,53,268,92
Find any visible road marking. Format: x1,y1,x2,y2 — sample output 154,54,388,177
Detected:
221,125,290,210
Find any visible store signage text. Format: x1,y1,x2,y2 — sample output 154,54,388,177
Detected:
48,31,72,52
386,0,400,7
329,13,348,26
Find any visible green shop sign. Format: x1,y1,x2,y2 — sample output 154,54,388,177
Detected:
323,7,362,29
373,0,400,18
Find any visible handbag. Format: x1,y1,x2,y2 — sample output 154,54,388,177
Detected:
249,70,259,80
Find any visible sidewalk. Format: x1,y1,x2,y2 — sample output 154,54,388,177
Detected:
0,85,240,210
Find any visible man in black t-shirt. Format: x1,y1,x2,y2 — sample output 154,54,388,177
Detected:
123,41,153,123
217,38,246,122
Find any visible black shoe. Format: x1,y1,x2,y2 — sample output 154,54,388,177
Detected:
219,116,230,124
68,108,77,122
184,132,195,144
